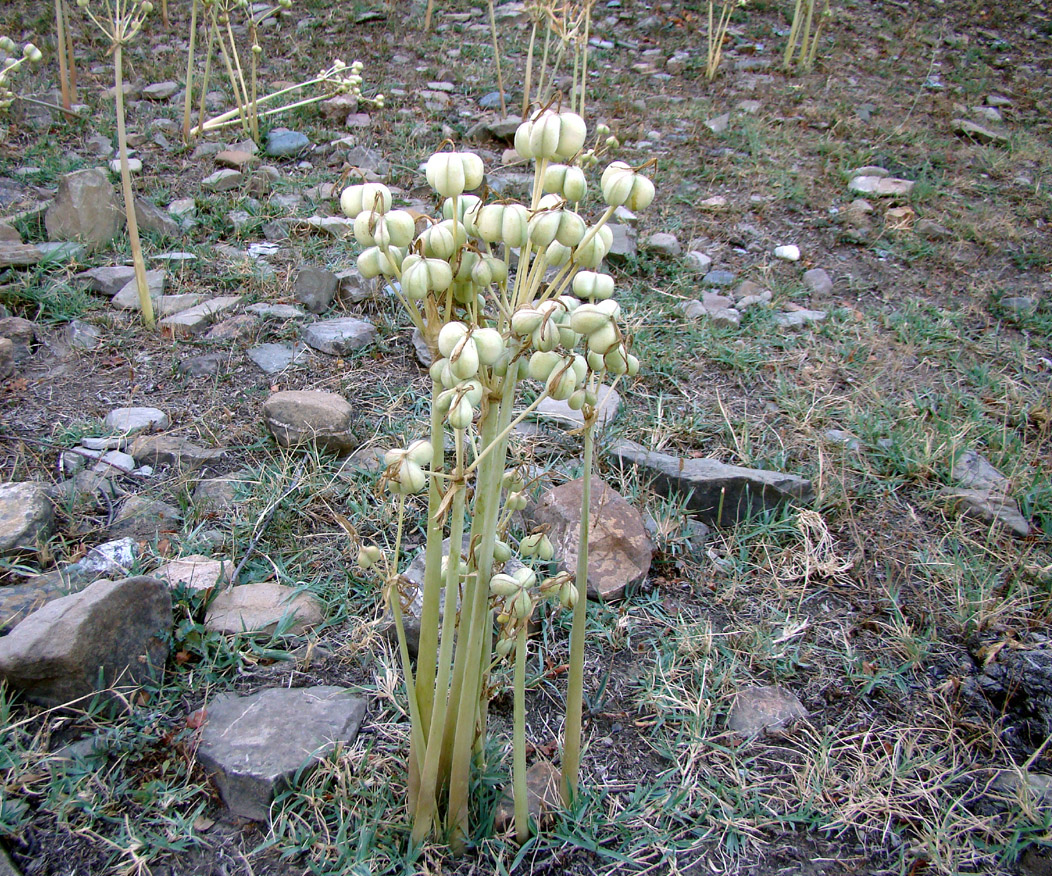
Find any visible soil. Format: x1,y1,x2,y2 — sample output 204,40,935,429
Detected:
1,0,1051,874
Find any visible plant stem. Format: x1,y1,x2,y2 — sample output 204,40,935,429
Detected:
113,42,155,329
562,414,595,802
55,0,72,112
181,0,199,142
513,620,529,844
487,0,506,117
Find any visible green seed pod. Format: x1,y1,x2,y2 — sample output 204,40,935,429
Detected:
490,573,521,599
383,210,416,247
555,211,586,247
570,303,612,337
587,322,620,355
447,396,474,430
448,337,480,381
406,439,433,466
567,389,587,411
438,321,469,358
545,240,572,267
493,539,513,563
559,580,579,609
357,544,382,569
495,635,516,658
340,182,392,218
473,327,504,366
512,307,543,337
528,350,562,382
531,319,561,353
502,469,524,491
546,364,578,401
511,589,533,620
513,566,537,589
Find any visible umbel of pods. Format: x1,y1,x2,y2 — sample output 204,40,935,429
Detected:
348,108,654,850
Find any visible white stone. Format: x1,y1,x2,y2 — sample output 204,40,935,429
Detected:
104,407,169,434
773,245,800,262
110,158,142,174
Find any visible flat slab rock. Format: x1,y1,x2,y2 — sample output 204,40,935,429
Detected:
301,317,377,356
263,390,358,454
727,685,808,737
0,576,171,710
528,477,652,602
0,481,54,555
534,385,620,430
205,581,324,636
129,434,226,470
196,686,366,821
154,555,233,591
609,439,813,525
939,488,1029,537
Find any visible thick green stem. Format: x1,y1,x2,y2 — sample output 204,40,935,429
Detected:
513,621,529,844
181,0,199,142
562,416,595,802
114,43,154,329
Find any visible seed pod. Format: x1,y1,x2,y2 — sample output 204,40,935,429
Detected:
513,566,537,589
567,389,587,411
406,439,433,466
512,307,543,337
357,544,382,569
493,539,513,563
340,182,392,218
559,581,579,609
477,203,528,247
545,240,572,267
495,635,515,658
573,270,616,301
425,153,466,198
438,321,469,358
556,211,586,247
531,319,561,353
574,224,614,269
528,210,562,248
383,210,416,247
447,396,474,430
357,246,384,279
506,491,528,511
587,322,620,355
490,573,521,599
419,222,458,260
511,589,533,620
398,459,427,493
626,353,641,377
604,343,630,375
570,303,612,337
502,469,525,492
528,350,562,382
546,363,578,400
448,337,480,381
514,119,535,159
473,327,504,366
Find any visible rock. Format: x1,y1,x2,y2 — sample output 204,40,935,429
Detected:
48,471,119,513
980,645,1052,741
737,99,762,114
168,198,196,222
179,353,225,377
0,242,43,266
0,222,20,242
0,316,36,361
606,224,637,263
263,390,357,454
952,118,1008,145
528,477,652,602
915,218,954,240
320,93,359,121
493,760,562,834
204,312,260,342
134,197,181,238
93,449,136,474
202,169,243,192
129,434,226,470
62,319,101,351
154,555,232,591
80,265,136,296
938,488,1029,537
335,268,373,305
703,291,735,312
104,406,169,434
773,244,800,262
265,128,310,157
802,268,833,297
824,429,860,451
733,281,773,310
215,149,256,170
0,576,171,710
608,439,813,525
109,158,142,175
534,385,620,430
108,495,184,540
0,482,54,555
0,338,13,379
246,303,308,320
848,176,914,198
248,343,310,374
44,168,121,252
727,685,808,736
710,308,741,329
645,232,681,256
205,581,324,636
699,195,728,211
196,686,366,821
293,266,339,314
705,113,730,134
685,251,712,273
703,269,737,287
775,309,827,328
952,450,1009,493
141,81,179,101
193,476,242,511
158,295,242,338
301,317,378,356
1002,296,1037,317
110,270,167,310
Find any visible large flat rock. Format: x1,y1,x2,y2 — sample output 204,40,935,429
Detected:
197,686,367,820
608,439,813,525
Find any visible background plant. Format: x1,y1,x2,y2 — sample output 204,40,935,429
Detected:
705,0,746,80
76,0,155,328
0,37,43,114
784,0,831,71
346,110,652,850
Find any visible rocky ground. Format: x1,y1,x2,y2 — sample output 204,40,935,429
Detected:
0,0,1050,874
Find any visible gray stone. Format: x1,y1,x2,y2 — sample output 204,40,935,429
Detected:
775,309,828,328
293,266,339,314
939,488,1029,537
179,353,225,377
915,218,954,240
493,760,561,834
248,343,310,374
104,406,169,434
705,113,730,134
479,91,509,110
606,224,637,263
36,241,85,263
710,307,741,329
703,269,737,287
302,317,378,356
335,268,373,305
0,539,137,631
108,495,184,540
265,128,310,157
62,319,101,351
802,268,833,297
848,176,915,197
214,149,256,170
645,232,681,256
263,390,357,454
205,581,324,636
93,449,137,474
685,251,712,273
727,685,808,736
609,439,813,526
0,222,20,243
0,316,36,361
202,169,244,192
980,646,1052,740
246,303,308,320
0,338,13,379
0,482,54,555
48,471,119,512
110,270,167,310
134,197,181,238
412,327,432,367
158,296,242,338
204,312,260,342
193,476,243,511
699,196,728,212
1002,296,1037,317
534,385,620,430
196,686,366,821
528,477,652,602
129,435,226,470
44,168,121,253
824,430,860,451
0,576,171,710
80,265,136,296
952,450,1008,493
141,81,179,101
0,242,44,267
952,118,1008,145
